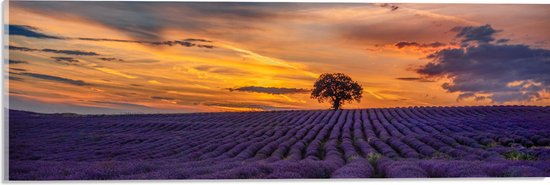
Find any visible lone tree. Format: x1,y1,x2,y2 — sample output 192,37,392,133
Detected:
311,73,363,110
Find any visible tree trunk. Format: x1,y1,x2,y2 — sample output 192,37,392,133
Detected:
332,99,341,110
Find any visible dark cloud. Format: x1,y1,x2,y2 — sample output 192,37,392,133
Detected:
148,40,215,48
11,1,169,41
9,91,24,95
451,24,500,44
380,3,399,11
9,76,24,81
183,38,212,43
7,59,29,64
8,71,19,76
51,57,79,63
202,102,292,111
474,96,487,101
41,48,99,56
9,68,27,72
496,39,510,43
20,72,88,86
9,45,100,56
77,37,215,48
395,41,420,48
456,92,487,102
89,100,151,109
228,86,309,95
395,77,434,82
8,23,215,49
417,39,550,103
8,45,37,52
395,41,446,49
11,2,316,41
98,57,124,62
8,24,62,39
150,96,174,101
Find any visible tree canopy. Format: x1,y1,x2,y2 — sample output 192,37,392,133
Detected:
311,73,363,110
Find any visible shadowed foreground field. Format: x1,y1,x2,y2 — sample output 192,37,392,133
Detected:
8,106,550,179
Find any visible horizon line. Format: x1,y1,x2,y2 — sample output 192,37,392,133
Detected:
6,105,549,116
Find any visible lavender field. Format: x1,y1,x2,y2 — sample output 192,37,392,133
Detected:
8,106,550,180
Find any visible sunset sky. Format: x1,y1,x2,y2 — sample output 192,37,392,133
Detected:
6,2,550,114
